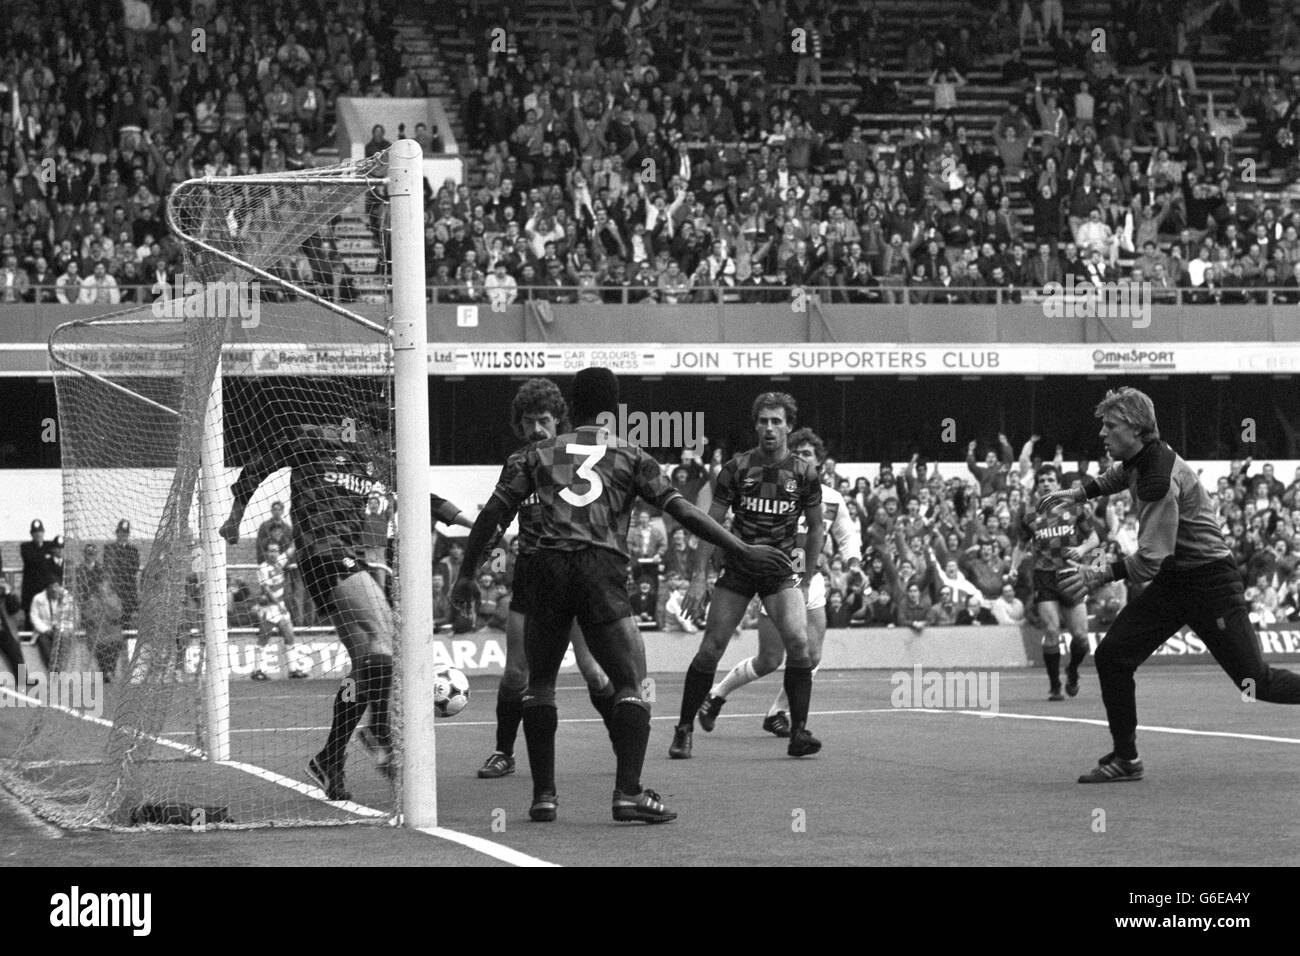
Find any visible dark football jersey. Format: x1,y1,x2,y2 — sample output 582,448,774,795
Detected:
492,425,682,557
495,446,545,555
230,425,386,561
1019,502,1093,571
712,449,822,555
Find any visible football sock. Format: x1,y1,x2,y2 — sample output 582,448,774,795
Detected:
769,663,820,715
610,699,651,795
679,661,716,726
712,657,758,699
319,678,367,771
784,664,813,728
495,684,525,755
255,644,266,672
1067,636,1088,676
522,704,558,798
365,656,394,749
1044,648,1062,691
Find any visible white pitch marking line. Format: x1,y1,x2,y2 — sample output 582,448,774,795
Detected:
0,682,555,867
161,704,1300,747
908,707,1300,744
416,827,558,867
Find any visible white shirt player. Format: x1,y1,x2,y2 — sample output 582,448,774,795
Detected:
258,551,290,624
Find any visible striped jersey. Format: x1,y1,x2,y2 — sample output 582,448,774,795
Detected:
493,425,682,557
258,551,289,607
1019,503,1093,571
713,449,822,554
231,425,386,562
497,446,545,554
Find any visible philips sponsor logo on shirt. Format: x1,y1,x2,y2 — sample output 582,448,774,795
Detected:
321,471,385,497
741,496,798,515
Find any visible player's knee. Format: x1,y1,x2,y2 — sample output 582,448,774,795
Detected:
501,662,528,692
693,639,727,669
785,643,812,668
1092,640,1125,674
575,655,606,687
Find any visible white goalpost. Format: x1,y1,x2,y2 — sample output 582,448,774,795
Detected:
387,140,437,828
6,142,439,830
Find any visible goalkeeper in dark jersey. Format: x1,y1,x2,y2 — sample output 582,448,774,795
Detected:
477,378,618,780
1013,465,1099,701
670,392,825,760
220,419,469,801
1038,388,1300,783
453,368,789,824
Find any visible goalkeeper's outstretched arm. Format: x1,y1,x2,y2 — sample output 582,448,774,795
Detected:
220,448,282,543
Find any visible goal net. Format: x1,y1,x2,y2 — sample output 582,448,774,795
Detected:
1,143,436,829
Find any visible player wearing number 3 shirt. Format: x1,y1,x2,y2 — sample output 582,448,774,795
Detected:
453,368,791,825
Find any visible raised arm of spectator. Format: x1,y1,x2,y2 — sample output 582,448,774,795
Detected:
997,432,1014,465
966,439,983,479
1018,434,1038,482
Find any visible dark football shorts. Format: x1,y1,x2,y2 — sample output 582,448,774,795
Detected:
509,551,539,617
1034,568,1081,608
299,549,372,616
716,563,800,601
527,547,633,628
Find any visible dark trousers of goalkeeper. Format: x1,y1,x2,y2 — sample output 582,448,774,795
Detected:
1095,556,1300,759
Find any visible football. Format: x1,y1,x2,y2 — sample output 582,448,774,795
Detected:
433,666,470,718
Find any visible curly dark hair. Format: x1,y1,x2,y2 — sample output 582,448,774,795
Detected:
750,391,798,428
510,378,569,439
787,427,826,462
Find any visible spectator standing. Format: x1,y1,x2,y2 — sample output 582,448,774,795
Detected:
102,519,140,628
252,541,306,681
20,519,60,627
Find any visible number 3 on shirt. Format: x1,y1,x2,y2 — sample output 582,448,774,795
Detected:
559,443,606,506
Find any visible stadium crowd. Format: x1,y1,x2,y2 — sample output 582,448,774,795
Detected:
4,0,1300,305
0,0,406,305
420,0,1300,306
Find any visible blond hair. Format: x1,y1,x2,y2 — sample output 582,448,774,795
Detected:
1094,387,1160,441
